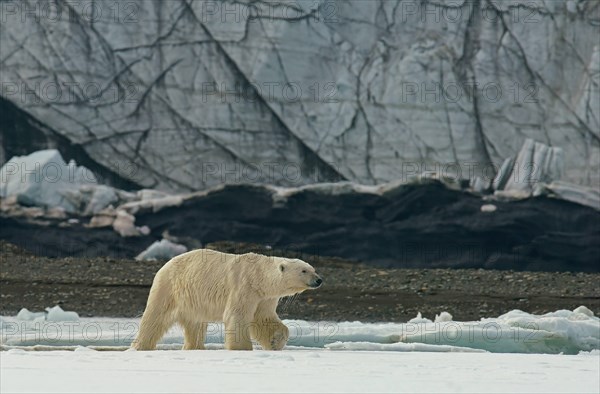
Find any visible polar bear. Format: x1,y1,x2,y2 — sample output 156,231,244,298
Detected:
131,248,322,351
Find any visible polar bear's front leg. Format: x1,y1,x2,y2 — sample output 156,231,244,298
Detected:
251,299,289,350
223,302,254,350
253,320,289,350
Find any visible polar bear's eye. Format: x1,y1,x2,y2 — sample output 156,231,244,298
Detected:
302,270,307,273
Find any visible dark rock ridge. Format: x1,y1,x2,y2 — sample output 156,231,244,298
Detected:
2,180,598,272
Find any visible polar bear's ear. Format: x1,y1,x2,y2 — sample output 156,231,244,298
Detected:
279,264,285,272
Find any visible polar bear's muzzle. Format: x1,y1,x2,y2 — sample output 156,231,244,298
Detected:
309,275,323,289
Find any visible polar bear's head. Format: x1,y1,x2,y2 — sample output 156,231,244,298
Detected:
277,258,322,296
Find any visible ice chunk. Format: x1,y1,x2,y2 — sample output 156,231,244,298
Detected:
480,204,497,213
0,150,97,213
408,312,433,324
434,312,453,322
83,185,119,215
112,210,142,237
578,349,600,356
16,308,46,321
45,306,79,322
136,239,187,261
401,307,600,354
326,341,486,352
573,306,595,317
74,346,96,352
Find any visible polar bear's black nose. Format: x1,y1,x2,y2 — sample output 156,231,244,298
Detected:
316,278,323,286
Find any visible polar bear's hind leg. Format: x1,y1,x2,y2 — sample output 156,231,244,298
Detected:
131,278,176,350
181,319,208,350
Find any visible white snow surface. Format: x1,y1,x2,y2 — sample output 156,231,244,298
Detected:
1,308,599,393
2,348,598,393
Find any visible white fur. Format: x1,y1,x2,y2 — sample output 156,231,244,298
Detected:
131,249,321,351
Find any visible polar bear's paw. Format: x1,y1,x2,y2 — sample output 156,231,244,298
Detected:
270,332,286,350
269,324,289,350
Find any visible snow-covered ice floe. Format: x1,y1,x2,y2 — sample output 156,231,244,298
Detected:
1,306,598,355
1,307,599,394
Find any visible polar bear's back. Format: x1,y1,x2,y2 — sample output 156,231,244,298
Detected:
157,248,265,320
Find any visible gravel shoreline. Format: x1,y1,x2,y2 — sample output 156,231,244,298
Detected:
1,241,598,322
